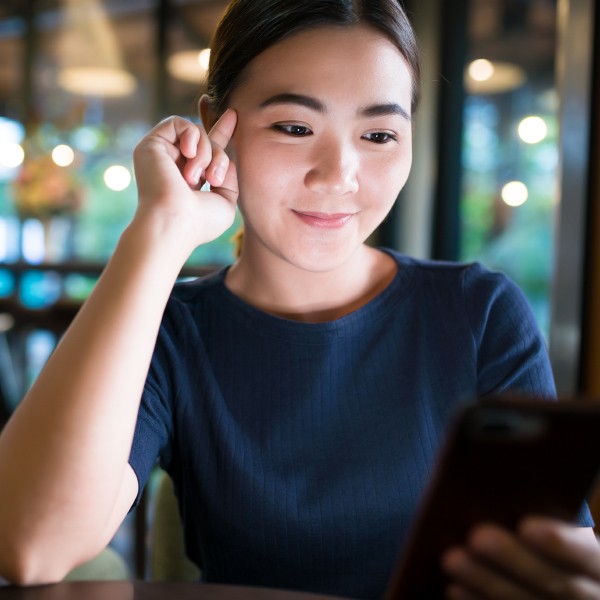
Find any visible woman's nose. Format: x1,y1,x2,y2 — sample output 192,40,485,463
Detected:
304,141,359,196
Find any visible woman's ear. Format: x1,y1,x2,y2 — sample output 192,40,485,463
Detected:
199,95,218,131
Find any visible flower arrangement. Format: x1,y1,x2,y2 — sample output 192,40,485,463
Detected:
11,154,84,220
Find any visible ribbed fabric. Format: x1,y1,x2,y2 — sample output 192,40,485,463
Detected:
129,249,580,599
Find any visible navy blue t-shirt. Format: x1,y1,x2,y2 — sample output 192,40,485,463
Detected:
129,249,591,598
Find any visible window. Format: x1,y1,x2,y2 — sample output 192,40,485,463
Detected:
0,0,238,270
460,0,560,338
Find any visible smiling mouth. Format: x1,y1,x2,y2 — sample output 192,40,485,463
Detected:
292,210,355,229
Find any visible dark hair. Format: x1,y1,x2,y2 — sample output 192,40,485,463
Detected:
207,0,421,115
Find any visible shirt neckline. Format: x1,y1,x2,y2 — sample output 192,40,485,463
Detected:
209,248,417,343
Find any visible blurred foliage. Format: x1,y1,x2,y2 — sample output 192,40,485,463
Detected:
460,96,558,337
0,119,239,266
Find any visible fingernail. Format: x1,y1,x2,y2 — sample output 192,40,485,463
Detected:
213,165,225,183
193,168,202,184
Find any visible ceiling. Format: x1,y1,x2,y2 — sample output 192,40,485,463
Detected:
0,0,559,125
0,0,230,123
469,0,557,80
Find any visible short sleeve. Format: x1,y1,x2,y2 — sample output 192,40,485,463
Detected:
463,264,556,399
462,264,594,527
574,503,595,527
128,301,182,508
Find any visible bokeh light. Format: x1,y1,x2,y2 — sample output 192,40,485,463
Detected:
103,165,132,191
501,181,529,207
468,59,495,82
0,143,25,169
518,116,548,144
52,144,75,167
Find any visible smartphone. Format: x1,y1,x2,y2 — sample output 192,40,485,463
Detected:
384,398,600,599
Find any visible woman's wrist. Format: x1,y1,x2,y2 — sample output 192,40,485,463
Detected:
121,209,197,268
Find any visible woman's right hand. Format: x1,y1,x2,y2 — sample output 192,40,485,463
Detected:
132,109,238,252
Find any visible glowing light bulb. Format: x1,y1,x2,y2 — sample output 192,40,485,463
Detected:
518,116,548,144
468,59,495,82
52,144,75,167
198,49,211,71
104,165,131,191
501,181,529,207
0,143,25,168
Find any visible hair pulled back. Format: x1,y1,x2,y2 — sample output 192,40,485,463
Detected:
207,0,421,115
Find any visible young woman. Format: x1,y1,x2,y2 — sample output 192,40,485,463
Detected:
1,1,599,598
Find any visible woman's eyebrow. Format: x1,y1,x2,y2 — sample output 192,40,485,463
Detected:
258,93,410,121
259,93,325,112
360,103,411,121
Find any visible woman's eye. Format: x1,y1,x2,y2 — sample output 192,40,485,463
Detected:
363,132,397,144
274,124,313,137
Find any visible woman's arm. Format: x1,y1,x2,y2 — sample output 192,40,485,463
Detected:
0,111,238,585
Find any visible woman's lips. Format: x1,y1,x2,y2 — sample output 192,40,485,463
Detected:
292,210,354,229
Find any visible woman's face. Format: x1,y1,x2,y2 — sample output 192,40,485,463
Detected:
227,24,414,273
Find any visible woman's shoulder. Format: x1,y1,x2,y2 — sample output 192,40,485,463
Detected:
382,247,510,289
154,266,231,332
382,248,530,324
170,266,229,302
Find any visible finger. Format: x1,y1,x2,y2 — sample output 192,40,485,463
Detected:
183,140,236,192
442,546,540,600
182,130,213,187
519,518,600,580
446,583,484,600
208,110,239,202
467,523,600,599
183,110,236,187
207,108,238,150
150,116,201,160
178,124,202,159
204,142,230,188
139,117,207,187
211,158,239,205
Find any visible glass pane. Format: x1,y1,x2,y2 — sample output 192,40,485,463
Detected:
166,1,241,266
460,0,558,337
0,0,237,267
0,5,25,263
0,2,238,572
13,2,152,261
0,1,236,405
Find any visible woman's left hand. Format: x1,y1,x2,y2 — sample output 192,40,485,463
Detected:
442,518,600,599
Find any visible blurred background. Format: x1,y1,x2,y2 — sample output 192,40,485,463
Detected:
0,0,598,580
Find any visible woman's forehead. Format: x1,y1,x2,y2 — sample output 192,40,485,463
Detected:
231,24,413,110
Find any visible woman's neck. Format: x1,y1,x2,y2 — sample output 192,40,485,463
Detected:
224,243,397,323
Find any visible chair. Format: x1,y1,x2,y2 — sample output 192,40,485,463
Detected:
64,546,129,581
63,469,199,582
149,469,201,582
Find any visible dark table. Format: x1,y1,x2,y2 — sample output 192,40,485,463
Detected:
0,581,350,600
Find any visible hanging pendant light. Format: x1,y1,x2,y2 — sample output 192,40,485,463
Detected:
56,0,137,97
